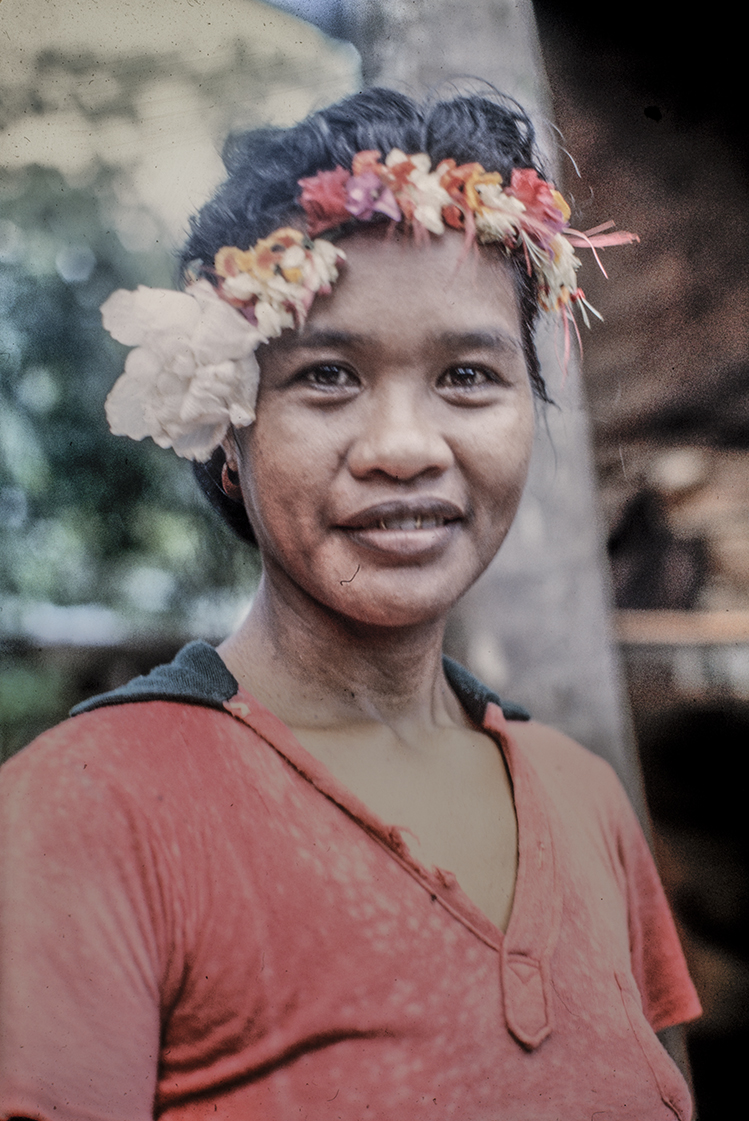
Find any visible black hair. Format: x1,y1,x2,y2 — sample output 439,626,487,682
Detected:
187,88,551,546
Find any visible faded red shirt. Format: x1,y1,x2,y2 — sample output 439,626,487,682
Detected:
0,646,700,1120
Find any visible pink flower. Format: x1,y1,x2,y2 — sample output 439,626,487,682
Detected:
345,171,401,222
298,167,351,236
506,168,569,249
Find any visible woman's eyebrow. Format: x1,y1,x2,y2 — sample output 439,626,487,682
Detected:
436,330,523,354
274,328,523,353
274,329,369,350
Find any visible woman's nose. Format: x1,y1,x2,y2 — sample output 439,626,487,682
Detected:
346,381,453,482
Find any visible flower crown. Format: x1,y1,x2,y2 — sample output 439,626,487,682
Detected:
102,149,637,462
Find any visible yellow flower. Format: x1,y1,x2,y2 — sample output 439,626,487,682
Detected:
551,190,571,223
215,246,256,279
464,169,503,214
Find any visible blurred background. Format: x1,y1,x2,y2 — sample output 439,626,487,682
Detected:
1,1,747,1116
0,0,359,747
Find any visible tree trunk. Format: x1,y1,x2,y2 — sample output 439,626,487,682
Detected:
338,0,645,816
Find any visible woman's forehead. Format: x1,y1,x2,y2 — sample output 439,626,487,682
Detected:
303,227,523,342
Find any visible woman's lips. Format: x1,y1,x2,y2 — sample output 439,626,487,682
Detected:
336,499,463,557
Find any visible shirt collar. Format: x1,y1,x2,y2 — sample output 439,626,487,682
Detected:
71,640,530,723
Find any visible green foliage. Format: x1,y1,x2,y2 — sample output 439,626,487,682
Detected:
0,23,357,754
0,653,69,763
0,163,260,629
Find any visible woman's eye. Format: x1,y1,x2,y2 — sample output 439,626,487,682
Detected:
439,365,496,389
302,364,358,389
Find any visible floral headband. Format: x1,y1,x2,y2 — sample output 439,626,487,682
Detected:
102,149,637,462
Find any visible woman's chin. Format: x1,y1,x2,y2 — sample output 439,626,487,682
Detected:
261,526,508,631
331,600,453,631
253,502,521,633
318,568,476,631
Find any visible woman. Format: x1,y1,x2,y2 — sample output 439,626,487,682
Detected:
0,89,700,1119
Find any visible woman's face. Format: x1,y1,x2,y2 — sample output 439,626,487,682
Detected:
227,228,534,628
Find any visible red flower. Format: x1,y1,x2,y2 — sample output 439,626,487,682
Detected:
298,167,352,236
506,168,568,241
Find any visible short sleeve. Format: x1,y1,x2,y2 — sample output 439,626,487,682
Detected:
0,725,166,1121
611,780,702,1033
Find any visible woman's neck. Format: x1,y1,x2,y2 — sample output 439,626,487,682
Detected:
217,571,465,741
217,570,519,934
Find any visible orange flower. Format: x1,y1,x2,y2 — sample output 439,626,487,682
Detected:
214,246,255,279
463,169,503,214
249,229,304,282
439,162,503,228
440,162,486,203
381,152,418,193
351,150,384,177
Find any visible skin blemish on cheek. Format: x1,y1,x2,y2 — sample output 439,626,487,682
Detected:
340,565,361,585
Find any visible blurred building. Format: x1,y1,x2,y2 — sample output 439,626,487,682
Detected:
534,8,749,1116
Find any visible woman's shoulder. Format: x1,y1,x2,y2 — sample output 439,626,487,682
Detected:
448,657,630,811
507,716,635,821
509,717,614,771
0,642,248,801
0,703,240,827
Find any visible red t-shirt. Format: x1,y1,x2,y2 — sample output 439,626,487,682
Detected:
0,665,700,1120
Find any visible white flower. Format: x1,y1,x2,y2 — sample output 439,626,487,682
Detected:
412,184,451,234
384,149,410,170
384,151,452,235
408,171,452,236
280,244,307,271
222,272,264,301
254,299,295,337
304,239,345,291
540,235,581,309
103,280,266,461
473,185,526,242
101,285,195,349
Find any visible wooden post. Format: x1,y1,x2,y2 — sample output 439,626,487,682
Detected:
337,0,645,816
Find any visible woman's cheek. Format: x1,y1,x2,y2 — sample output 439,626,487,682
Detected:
245,448,326,553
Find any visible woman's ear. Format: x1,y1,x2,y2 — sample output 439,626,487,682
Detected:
221,429,240,473
219,431,243,502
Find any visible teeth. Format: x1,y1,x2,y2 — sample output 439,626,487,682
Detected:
373,515,445,531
